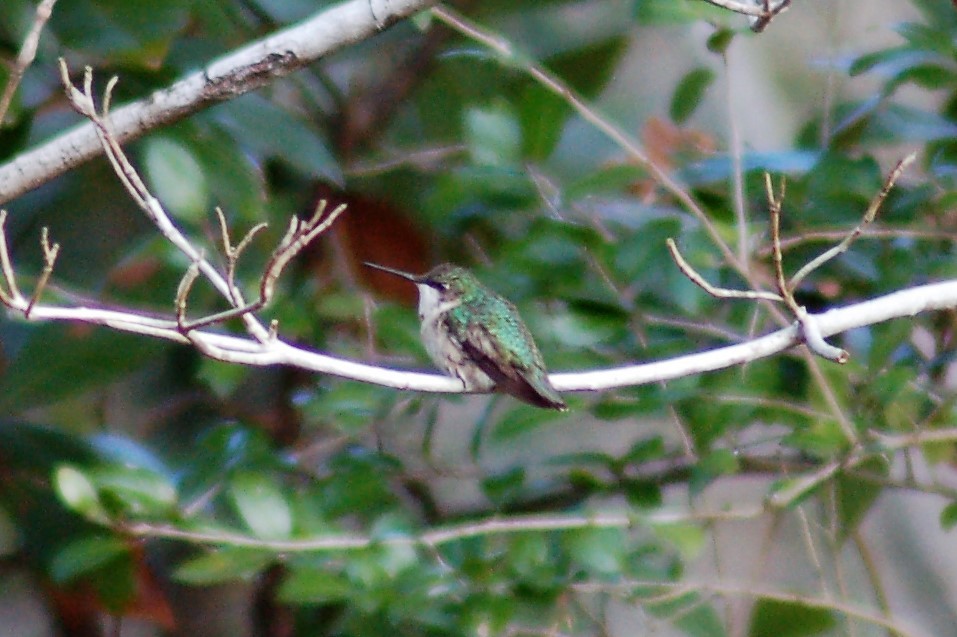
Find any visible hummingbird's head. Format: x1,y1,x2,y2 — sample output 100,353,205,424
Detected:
364,262,478,297
420,263,478,297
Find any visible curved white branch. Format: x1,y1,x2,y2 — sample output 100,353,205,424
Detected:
0,0,440,204
9,278,957,396
554,279,957,392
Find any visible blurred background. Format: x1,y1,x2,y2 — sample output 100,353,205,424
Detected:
2,0,956,635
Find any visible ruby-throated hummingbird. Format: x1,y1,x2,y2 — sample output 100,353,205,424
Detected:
364,262,566,411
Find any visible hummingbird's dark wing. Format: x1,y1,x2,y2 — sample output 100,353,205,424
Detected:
447,299,566,411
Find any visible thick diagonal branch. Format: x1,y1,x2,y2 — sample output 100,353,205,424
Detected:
0,0,441,204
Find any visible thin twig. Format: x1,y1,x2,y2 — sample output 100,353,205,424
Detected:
766,173,850,365
0,209,23,304
121,506,763,553
177,200,347,333
749,0,791,32
215,206,268,305
574,580,924,637
431,5,750,283
666,238,783,301
761,227,956,256
0,0,58,126
59,62,274,342
175,259,202,328
765,174,799,313
24,226,59,317
790,153,916,291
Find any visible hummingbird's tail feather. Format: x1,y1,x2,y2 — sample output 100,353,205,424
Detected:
460,335,567,411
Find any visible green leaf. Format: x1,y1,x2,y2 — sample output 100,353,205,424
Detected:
545,36,627,99
173,548,274,585
196,358,249,399
634,0,721,24
518,83,571,160
748,599,835,637
707,28,735,54
0,326,165,412
623,436,666,465
490,404,563,443
481,467,526,507
834,461,885,540
647,591,727,637
142,136,209,221
650,521,705,560
0,422,98,472
51,0,190,58
49,535,128,584
213,94,342,184
278,568,352,604
508,532,550,578
54,465,109,524
301,383,390,432
90,465,178,518
689,449,740,496
227,471,293,540
941,501,957,531
465,102,523,167
565,527,625,576
564,163,647,201
670,68,715,124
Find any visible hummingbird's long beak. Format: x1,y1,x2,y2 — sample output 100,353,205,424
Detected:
362,262,419,282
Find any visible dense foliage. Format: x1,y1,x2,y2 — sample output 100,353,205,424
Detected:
2,0,957,635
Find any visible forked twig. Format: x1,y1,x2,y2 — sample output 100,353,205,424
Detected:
789,153,917,291
55,62,347,347
748,0,791,33
666,153,914,370
25,226,59,317
176,200,347,333
216,207,268,305
764,173,849,364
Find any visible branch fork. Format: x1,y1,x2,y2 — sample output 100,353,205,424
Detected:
668,153,916,365
0,63,348,368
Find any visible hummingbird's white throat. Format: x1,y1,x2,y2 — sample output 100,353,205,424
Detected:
414,283,460,322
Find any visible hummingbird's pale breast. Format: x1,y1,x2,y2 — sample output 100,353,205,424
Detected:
415,282,496,392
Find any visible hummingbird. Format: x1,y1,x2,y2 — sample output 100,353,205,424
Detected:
364,262,567,411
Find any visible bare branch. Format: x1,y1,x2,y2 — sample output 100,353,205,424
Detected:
748,0,791,32
4,271,957,396
765,173,851,368
121,507,761,552
175,259,202,328
666,238,783,302
0,0,442,204
215,206,267,305
0,210,24,304
177,200,347,333
789,153,916,290
24,226,59,318
58,63,275,342
0,0,58,126
698,0,772,16
575,580,923,637
430,5,754,286
796,306,848,364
